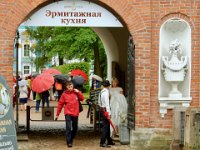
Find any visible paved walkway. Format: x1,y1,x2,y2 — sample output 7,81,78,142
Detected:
15,100,132,150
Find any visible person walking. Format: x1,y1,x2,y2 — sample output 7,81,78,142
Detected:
55,81,84,148
98,80,115,148
41,90,50,108
26,76,32,101
19,85,28,111
35,92,41,112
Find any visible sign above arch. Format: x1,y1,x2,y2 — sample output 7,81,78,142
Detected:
21,0,123,27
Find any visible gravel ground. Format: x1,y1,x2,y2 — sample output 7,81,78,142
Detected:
18,127,131,150
15,100,132,150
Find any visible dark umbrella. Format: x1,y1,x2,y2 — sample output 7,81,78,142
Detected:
71,76,85,91
32,73,40,78
54,74,69,83
72,76,85,86
31,73,40,79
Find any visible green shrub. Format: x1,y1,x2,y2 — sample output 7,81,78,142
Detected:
54,62,90,74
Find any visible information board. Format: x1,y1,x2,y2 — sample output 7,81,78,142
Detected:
0,76,18,150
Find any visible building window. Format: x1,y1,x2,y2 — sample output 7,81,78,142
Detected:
24,66,30,74
24,44,30,57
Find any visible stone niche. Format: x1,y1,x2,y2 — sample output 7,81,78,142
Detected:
159,18,192,117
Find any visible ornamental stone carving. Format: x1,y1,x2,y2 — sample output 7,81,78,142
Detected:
159,18,192,118
162,39,187,98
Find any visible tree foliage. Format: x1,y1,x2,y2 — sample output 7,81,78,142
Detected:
26,27,107,77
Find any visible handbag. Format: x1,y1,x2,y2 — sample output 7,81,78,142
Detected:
76,93,83,112
78,99,83,112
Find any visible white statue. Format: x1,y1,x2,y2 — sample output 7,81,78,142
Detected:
162,39,187,98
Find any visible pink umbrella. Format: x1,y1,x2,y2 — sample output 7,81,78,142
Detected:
43,68,61,75
102,110,117,133
31,74,54,93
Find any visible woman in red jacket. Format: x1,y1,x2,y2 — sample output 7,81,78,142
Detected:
55,81,84,147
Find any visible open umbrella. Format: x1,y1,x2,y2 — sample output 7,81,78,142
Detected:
31,73,40,78
13,76,16,83
43,68,61,75
92,74,103,82
54,74,70,83
71,69,88,81
31,74,54,93
72,76,85,86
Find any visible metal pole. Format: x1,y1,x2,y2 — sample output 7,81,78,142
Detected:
26,105,30,134
15,30,19,131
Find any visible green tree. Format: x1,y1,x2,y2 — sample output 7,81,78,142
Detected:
27,27,106,77
28,27,54,71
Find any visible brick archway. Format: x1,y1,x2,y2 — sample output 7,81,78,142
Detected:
0,0,150,128
0,0,146,41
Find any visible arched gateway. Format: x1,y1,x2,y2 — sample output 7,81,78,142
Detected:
3,0,198,149
18,0,136,137
19,0,136,129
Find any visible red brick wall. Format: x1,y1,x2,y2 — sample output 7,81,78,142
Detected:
0,0,199,129
149,0,200,128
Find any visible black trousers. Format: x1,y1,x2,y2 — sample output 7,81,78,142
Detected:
33,91,36,100
100,110,113,145
42,96,49,108
65,115,78,145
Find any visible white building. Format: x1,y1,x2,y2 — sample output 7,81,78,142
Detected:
13,26,37,78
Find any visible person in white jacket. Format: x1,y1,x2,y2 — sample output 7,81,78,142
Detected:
98,80,115,148
19,85,28,111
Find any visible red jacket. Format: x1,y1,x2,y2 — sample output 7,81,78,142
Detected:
56,90,84,117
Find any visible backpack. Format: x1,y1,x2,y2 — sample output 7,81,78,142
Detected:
55,82,62,90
